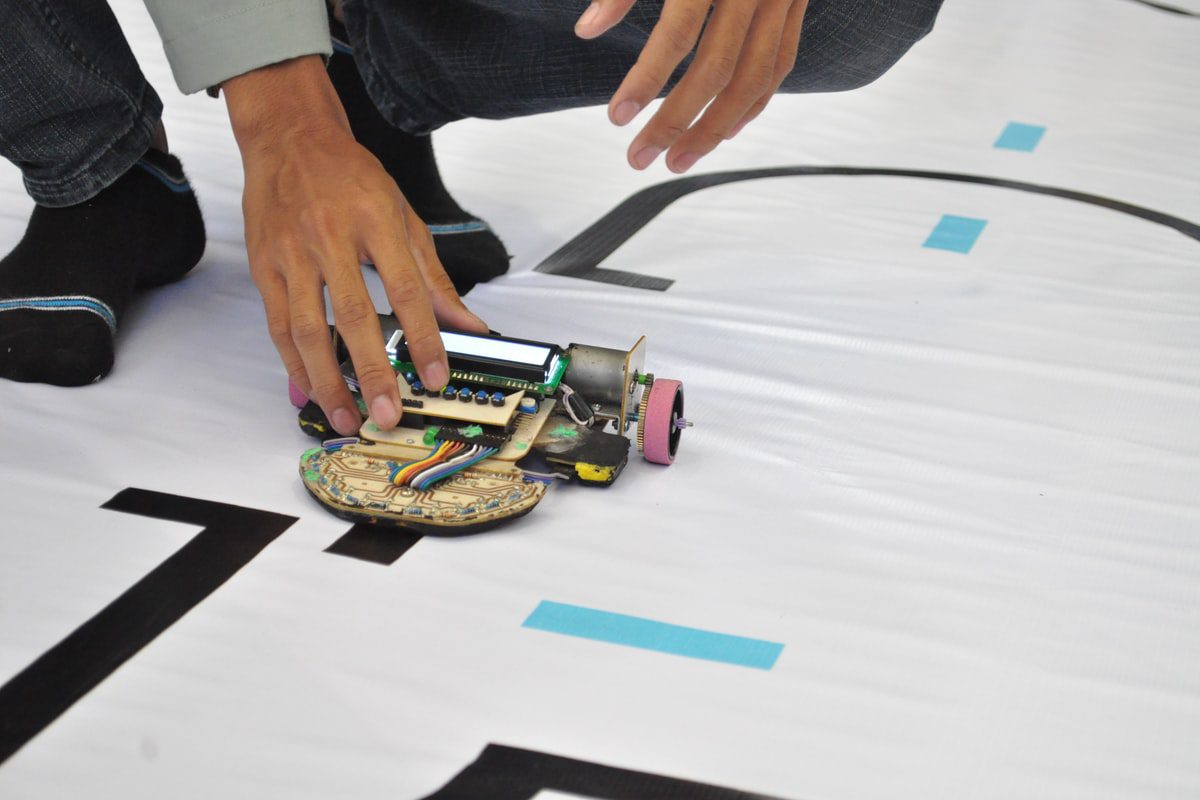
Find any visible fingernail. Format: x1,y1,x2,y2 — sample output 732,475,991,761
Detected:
370,394,399,428
331,406,360,436
576,2,600,34
671,151,701,173
423,361,449,391
612,100,640,126
631,145,662,170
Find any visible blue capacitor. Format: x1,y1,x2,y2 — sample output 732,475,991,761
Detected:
490,391,506,407
458,387,473,402
442,385,458,400
474,389,489,405
411,380,425,395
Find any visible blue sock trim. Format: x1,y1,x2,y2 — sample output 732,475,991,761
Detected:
134,159,191,193
428,221,490,236
0,295,117,334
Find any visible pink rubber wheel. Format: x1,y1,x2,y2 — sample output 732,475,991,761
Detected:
642,378,684,465
288,378,309,409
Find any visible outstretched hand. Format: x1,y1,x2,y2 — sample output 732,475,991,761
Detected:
576,0,808,173
225,56,487,437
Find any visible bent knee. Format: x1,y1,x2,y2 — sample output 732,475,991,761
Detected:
780,0,944,94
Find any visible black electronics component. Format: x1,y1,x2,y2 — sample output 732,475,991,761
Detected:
433,424,511,450
565,390,596,427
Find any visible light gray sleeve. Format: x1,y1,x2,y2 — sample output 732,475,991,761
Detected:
141,0,332,95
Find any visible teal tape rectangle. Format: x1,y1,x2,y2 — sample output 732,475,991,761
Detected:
522,601,783,670
923,214,988,254
994,122,1046,152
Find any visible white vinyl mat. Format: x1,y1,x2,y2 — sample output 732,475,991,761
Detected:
1,1,1198,798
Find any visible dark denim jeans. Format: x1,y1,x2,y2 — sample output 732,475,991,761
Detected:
0,0,162,206
0,0,941,206
344,0,942,134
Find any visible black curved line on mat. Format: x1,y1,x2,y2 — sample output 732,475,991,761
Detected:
422,744,790,800
1123,0,1199,16
534,166,1200,291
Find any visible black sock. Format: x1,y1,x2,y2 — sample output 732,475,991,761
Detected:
0,149,205,386
327,18,510,295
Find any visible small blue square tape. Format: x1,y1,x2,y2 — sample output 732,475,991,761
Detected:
924,215,988,254
994,122,1046,152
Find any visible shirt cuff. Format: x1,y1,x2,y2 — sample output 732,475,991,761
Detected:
157,0,333,95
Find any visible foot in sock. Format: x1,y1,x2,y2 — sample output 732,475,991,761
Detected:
0,149,205,386
326,22,510,296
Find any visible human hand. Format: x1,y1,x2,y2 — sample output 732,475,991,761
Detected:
224,56,487,436
575,0,809,173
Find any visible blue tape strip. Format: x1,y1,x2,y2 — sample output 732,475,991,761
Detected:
522,601,784,670
994,122,1046,152
0,295,116,333
428,221,490,235
135,160,191,193
923,214,988,254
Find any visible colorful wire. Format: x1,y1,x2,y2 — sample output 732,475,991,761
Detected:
390,441,461,486
413,446,498,491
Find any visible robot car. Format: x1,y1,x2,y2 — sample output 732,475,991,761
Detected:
294,316,690,535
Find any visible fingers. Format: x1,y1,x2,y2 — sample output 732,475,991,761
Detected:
400,205,490,334
256,268,312,402
664,0,791,170
283,260,363,437
366,218,451,394
326,257,403,431
575,0,638,40
727,0,806,141
607,0,711,136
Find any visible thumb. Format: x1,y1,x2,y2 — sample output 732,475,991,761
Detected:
575,0,638,40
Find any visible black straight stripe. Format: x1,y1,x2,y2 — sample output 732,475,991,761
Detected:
1124,0,1200,16
324,522,423,565
0,489,296,764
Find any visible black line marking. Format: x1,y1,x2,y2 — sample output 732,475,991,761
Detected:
1124,0,1199,16
324,522,422,565
422,743,791,800
0,489,296,764
534,166,1200,291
